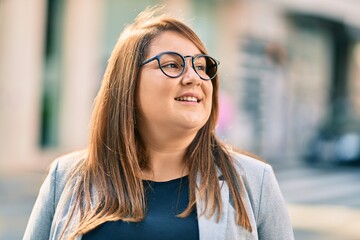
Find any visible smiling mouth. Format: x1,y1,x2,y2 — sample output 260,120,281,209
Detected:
174,96,201,103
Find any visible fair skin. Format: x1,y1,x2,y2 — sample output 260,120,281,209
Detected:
137,31,213,181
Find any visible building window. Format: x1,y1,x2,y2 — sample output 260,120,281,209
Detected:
39,0,64,147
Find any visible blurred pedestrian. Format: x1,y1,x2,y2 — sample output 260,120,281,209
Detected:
23,6,293,240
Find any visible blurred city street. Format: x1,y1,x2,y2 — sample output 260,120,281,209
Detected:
1,162,359,239
275,162,360,240
0,169,44,240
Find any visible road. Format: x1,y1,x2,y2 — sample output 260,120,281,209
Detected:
0,162,359,239
274,162,360,240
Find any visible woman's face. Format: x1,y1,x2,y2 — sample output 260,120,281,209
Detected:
137,31,213,139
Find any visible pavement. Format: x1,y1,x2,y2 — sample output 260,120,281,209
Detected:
1,162,359,240
274,161,360,240
0,169,44,240
289,204,360,240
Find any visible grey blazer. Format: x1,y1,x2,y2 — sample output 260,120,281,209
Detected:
23,150,294,240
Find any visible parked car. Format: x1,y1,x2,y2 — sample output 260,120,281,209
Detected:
304,119,360,165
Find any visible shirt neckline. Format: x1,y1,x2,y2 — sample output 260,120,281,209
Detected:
143,175,189,185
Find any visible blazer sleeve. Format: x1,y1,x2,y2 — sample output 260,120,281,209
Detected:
22,160,59,240
256,164,294,240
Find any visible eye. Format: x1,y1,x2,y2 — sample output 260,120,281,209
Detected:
161,62,182,69
195,64,206,72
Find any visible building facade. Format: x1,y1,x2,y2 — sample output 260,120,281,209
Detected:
1,0,360,169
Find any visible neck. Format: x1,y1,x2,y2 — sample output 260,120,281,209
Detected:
140,132,196,182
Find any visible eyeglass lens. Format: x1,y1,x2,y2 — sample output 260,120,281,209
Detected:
158,53,217,80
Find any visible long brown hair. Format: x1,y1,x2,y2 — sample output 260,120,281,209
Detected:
63,6,251,239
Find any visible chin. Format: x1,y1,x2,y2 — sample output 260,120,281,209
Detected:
177,120,207,132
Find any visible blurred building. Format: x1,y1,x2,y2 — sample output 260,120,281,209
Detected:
1,0,360,169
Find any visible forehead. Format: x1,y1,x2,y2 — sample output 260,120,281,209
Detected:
147,31,202,57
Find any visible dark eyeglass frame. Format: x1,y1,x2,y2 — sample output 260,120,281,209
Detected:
139,51,220,81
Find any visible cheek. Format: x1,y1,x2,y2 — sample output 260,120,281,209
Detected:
207,84,215,122
137,75,173,117
137,77,153,118
205,83,214,108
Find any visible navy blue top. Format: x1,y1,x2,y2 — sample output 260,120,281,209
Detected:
82,176,199,240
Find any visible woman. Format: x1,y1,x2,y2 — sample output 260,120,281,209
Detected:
23,6,294,240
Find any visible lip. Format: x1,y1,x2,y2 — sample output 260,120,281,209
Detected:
174,92,202,103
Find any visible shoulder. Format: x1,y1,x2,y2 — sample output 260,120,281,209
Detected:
228,150,271,178
227,150,294,239
22,150,88,239
227,150,278,198
48,150,87,195
50,149,87,174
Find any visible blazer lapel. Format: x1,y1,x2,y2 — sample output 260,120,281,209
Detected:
196,176,230,240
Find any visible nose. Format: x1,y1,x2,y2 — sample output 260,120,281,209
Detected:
181,57,202,86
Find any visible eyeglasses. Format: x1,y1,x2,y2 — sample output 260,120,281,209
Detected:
140,51,220,80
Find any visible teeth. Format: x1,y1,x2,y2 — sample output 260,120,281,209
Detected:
176,96,199,102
